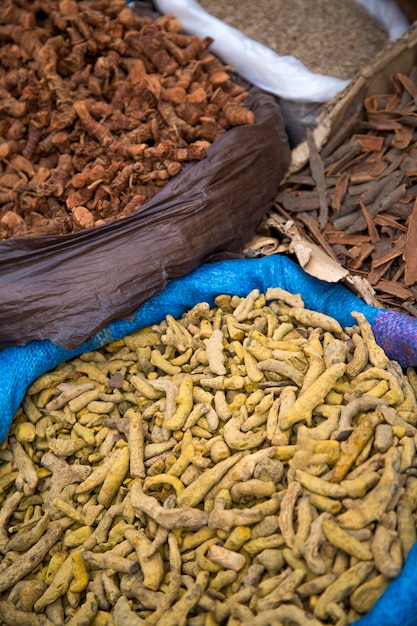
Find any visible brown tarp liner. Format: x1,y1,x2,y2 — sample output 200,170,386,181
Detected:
0,85,290,350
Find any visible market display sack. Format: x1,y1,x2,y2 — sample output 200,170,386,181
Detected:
0,81,290,350
2,254,417,625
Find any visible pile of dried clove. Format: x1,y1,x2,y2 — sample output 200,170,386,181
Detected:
273,67,417,316
0,0,254,239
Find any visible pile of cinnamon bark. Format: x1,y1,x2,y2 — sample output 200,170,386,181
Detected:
274,68,417,316
275,67,417,314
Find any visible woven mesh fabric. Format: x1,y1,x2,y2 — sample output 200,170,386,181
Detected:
372,309,417,366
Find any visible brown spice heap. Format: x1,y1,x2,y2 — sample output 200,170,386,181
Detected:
0,0,255,239
273,67,417,315
198,0,389,80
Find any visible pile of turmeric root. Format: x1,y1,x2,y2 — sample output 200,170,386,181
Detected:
0,0,254,238
0,287,416,625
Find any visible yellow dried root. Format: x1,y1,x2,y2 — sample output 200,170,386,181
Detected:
331,411,383,483
288,307,343,334
164,374,194,431
314,561,374,620
279,363,346,429
321,518,373,560
351,311,390,369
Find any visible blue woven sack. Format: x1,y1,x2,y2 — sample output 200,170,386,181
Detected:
2,254,417,625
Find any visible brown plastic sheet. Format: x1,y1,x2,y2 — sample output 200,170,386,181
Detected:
0,85,290,350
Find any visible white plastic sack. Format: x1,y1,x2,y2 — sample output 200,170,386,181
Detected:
153,0,410,103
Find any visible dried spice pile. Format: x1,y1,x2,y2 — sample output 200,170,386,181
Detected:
273,67,417,316
0,0,255,239
0,288,417,625
197,0,388,80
